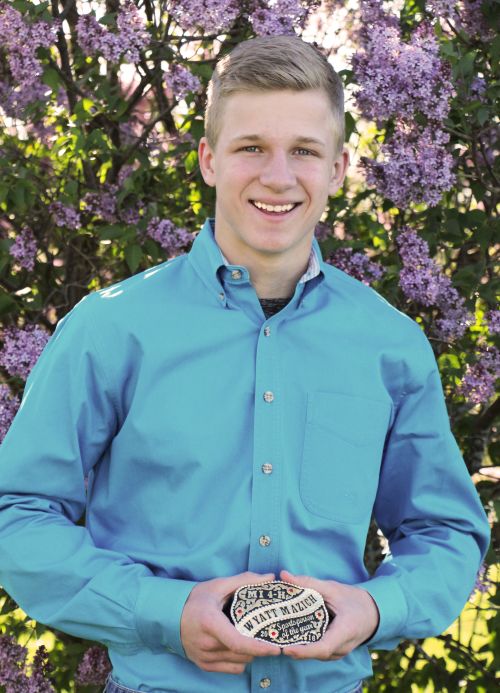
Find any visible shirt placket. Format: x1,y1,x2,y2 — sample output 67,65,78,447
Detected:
220,262,306,692
247,313,283,691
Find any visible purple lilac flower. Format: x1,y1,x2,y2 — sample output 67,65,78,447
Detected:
0,633,29,690
116,1,149,63
9,227,38,272
361,123,456,208
26,645,55,693
459,345,500,405
314,222,331,242
27,120,56,145
119,120,141,146
326,247,386,286
477,124,498,168
119,199,145,226
0,325,50,380
396,228,474,340
49,201,81,229
433,283,474,341
0,384,20,442
146,218,193,256
164,64,202,101
75,646,112,686
77,14,123,63
0,635,55,692
486,310,500,335
469,562,494,600
248,0,316,36
168,0,240,34
0,4,59,117
427,0,493,39
77,2,148,64
83,185,119,223
352,14,453,125
469,75,487,101
117,164,136,187
397,230,443,306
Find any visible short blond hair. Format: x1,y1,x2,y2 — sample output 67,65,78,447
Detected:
204,35,345,156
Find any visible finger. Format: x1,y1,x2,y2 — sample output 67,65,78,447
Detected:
199,661,248,675
280,569,334,595
214,615,281,658
202,650,253,664
284,616,352,661
284,644,343,661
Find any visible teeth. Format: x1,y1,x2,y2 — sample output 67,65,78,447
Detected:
253,201,296,213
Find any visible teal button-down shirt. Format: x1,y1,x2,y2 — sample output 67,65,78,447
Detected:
0,218,490,693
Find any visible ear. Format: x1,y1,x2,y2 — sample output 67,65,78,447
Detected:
198,136,216,187
327,147,350,197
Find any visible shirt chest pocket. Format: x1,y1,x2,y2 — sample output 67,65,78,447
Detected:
299,391,393,524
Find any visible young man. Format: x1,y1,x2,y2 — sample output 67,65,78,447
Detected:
0,35,490,693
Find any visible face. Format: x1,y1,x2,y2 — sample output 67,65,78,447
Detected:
198,89,349,266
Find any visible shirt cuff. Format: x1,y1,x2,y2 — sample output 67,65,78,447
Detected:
354,575,408,650
134,576,198,656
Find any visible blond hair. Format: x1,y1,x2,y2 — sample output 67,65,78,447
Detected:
204,35,345,156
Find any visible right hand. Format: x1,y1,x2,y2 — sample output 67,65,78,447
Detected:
180,571,281,674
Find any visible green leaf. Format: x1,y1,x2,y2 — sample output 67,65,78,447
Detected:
99,12,117,26
477,107,490,126
42,67,61,92
12,0,31,13
97,224,128,240
454,51,476,79
0,183,8,206
0,290,17,316
184,150,198,174
345,111,356,141
143,238,161,262
491,34,500,64
125,244,142,273
12,181,27,213
0,594,19,615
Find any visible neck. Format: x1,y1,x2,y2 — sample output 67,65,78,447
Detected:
217,240,311,299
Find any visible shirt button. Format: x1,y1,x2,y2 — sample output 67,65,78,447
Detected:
231,269,242,280
263,391,274,403
260,678,271,688
218,292,224,300
264,326,271,336
262,463,273,474
259,535,271,547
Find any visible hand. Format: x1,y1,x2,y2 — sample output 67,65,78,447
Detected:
180,571,281,674
280,569,379,661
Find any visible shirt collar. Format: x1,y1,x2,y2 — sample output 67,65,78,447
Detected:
219,242,320,285
187,217,323,299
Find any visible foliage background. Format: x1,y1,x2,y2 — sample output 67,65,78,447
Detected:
0,0,498,691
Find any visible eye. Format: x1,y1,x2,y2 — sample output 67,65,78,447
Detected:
238,145,316,155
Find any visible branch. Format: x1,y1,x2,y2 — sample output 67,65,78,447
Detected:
119,105,173,162
471,396,500,432
50,0,79,113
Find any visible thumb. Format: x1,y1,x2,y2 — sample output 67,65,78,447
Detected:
280,569,327,594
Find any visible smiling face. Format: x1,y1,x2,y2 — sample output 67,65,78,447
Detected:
198,89,348,268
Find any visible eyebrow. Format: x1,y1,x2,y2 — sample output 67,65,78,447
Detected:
231,134,326,147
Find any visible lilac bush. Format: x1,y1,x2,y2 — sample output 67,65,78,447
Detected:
0,634,55,692
0,0,497,689
74,645,111,687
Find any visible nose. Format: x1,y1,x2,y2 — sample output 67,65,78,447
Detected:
259,150,297,191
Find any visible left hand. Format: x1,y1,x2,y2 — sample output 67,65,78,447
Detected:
280,569,380,661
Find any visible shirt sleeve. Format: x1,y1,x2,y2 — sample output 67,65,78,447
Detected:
0,295,197,656
355,325,491,650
